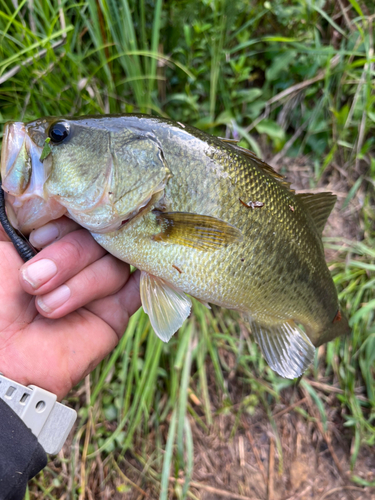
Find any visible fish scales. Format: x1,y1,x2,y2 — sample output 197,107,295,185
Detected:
0,114,350,379
101,133,327,321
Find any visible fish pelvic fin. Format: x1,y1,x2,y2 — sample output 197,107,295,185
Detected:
140,271,192,343
296,192,336,235
248,318,315,379
152,211,243,251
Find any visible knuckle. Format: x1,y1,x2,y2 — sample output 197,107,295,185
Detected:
81,266,103,291
59,218,82,236
56,237,86,268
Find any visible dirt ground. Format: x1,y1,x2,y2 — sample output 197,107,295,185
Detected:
105,376,374,500
187,397,375,500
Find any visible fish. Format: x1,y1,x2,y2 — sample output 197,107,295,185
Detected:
0,114,350,378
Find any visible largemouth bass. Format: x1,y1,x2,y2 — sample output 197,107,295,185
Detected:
0,115,350,378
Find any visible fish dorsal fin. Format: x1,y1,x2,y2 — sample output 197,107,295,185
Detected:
296,192,336,235
249,318,315,379
152,211,243,251
218,137,240,145
224,143,294,192
140,271,192,342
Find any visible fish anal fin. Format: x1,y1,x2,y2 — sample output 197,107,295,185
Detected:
140,271,192,342
152,211,243,251
249,318,315,379
296,192,336,235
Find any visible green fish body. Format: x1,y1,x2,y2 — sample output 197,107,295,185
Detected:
0,115,350,378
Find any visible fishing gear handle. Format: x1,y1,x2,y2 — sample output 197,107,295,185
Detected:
0,179,37,262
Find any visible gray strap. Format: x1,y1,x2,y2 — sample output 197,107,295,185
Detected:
0,374,77,454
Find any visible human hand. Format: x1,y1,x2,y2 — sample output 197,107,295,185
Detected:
0,217,141,399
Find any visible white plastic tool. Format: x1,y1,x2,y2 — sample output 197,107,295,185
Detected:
0,373,77,454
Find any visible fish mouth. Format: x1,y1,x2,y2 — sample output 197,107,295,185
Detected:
1,122,66,234
0,122,26,186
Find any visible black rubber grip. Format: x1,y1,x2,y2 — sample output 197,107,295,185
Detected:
0,179,37,262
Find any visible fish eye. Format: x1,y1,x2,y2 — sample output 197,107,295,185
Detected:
48,122,70,144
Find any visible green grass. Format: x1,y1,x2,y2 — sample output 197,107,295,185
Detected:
0,0,374,498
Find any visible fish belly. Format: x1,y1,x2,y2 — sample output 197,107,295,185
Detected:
91,213,321,328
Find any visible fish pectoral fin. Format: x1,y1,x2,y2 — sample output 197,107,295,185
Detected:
249,318,315,379
140,271,192,342
152,211,243,251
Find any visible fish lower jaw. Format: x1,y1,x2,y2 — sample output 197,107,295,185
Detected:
6,195,67,234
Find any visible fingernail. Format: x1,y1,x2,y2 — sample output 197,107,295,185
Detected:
22,259,58,289
37,285,71,313
30,223,59,248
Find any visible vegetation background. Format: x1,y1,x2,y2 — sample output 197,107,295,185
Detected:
0,0,374,498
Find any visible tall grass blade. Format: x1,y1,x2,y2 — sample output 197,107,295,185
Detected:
159,409,177,500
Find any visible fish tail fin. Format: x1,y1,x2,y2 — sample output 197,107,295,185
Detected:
248,317,315,379
314,308,350,347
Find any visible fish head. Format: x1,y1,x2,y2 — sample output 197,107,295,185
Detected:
1,120,66,233
1,116,171,234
